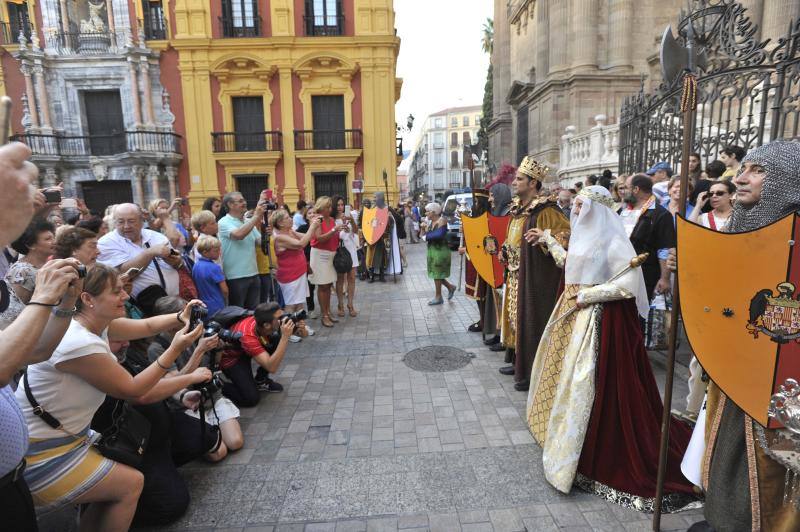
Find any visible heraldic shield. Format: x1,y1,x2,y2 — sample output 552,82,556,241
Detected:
461,212,510,288
361,207,389,246
677,213,800,428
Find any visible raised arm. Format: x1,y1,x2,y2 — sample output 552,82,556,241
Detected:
108,299,203,341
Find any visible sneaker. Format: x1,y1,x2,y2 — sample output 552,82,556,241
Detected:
289,334,302,343
428,297,444,306
256,378,284,393
305,326,316,336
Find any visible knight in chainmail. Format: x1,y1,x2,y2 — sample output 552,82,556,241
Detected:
694,140,800,532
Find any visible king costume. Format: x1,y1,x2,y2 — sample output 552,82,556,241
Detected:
526,185,696,511
499,157,570,390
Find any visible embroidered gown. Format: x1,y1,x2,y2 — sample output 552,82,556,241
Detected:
525,230,697,512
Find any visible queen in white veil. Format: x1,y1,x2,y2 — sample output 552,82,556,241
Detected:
525,186,696,512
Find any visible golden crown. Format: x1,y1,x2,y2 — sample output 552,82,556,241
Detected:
518,156,549,181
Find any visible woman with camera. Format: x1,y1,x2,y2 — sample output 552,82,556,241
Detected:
15,264,208,531
333,196,359,318
270,209,319,316
309,196,340,328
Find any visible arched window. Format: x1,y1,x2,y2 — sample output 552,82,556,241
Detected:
450,132,458,146
450,151,459,168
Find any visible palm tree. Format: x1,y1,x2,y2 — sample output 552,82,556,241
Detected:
481,18,493,55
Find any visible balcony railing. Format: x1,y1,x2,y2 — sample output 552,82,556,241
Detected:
212,131,282,153
557,114,620,185
219,16,262,38
47,31,113,54
396,137,403,157
0,21,32,45
142,12,167,40
294,129,362,150
304,15,344,36
12,131,181,157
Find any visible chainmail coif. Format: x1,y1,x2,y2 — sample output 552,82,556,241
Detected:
727,140,800,232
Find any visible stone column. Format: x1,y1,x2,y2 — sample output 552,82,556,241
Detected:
548,0,568,75
33,63,52,130
132,165,145,206
105,0,116,39
20,63,39,128
535,0,549,83
139,59,155,126
762,1,800,45
59,0,69,34
570,0,598,70
607,0,633,69
128,57,142,127
165,165,178,201
491,0,511,116
146,164,160,202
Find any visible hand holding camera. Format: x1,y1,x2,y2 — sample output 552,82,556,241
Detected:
181,300,206,327
197,333,219,353
189,367,212,385
32,258,86,306
279,318,295,339
173,320,204,351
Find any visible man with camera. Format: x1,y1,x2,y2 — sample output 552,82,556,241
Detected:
218,192,267,309
218,302,299,407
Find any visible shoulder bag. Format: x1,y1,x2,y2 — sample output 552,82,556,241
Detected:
333,240,353,274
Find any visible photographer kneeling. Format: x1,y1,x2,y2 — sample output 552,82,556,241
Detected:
148,296,244,457
219,302,299,407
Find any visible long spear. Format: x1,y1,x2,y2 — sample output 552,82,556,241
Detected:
653,19,699,530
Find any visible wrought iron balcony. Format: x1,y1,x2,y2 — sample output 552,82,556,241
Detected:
211,131,282,153
47,31,113,54
12,130,181,157
219,16,262,38
304,15,344,36
142,12,167,40
0,21,32,45
294,129,362,150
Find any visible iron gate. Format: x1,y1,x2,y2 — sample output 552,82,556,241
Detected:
619,1,800,174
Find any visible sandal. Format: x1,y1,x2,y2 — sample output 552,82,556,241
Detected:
337,305,345,317
348,306,358,317
327,314,340,323
322,316,335,328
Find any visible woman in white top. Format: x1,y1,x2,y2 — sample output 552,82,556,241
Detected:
16,264,208,531
333,196,359,317
688,180,735,232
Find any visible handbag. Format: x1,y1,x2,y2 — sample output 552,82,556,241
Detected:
333,240,353,274
23,372,150,468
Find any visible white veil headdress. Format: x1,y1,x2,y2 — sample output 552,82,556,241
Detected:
565,185,650,318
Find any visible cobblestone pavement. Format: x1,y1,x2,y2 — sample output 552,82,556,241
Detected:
136,243,701,532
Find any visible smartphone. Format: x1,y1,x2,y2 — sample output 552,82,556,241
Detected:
123,267,142,278
263,189,274,201
43,189,61,204
345,205,352,217
60,198,77,209
180,197,188,206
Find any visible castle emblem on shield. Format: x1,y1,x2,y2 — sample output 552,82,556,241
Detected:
748,282,800,344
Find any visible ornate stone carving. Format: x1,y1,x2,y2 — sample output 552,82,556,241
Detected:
89,157,108,181
81,0,107,33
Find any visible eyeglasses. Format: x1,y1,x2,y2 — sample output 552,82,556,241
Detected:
708,191,729,197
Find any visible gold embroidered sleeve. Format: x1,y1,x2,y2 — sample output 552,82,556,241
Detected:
577,283,633,306
540,229,567,268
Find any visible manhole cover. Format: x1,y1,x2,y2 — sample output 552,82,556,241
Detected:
403,346,474,372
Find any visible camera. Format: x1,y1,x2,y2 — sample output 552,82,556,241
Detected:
281,310,307,324
76,263,87,279
188,372,224,399
43,189,61,204
188,306,208,330
169,248,180,256
203,320,243,344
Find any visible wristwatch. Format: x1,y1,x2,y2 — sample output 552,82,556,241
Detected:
52,306,77,318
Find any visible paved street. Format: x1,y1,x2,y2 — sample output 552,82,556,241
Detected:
134,242,701,532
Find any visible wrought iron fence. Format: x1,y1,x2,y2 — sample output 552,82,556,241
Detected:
294,129,363,150
211,131,282,152
47,31,113,54
12,131,181,157
219,16,262,38
619,1,800,174
304,15,344,36
142,10,167,40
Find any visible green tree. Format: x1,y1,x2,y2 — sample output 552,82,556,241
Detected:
477,18,493,161
481,18,493,54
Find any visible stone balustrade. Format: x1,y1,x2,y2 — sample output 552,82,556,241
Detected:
557,114,619,187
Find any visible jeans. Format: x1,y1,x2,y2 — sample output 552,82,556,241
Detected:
227,275,259,309
222,356,261,407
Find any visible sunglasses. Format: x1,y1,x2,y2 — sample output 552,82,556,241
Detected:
708,191,729,197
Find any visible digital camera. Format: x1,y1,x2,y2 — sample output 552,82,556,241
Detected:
281,310,307,324
203,320,243,344
188,306,208,330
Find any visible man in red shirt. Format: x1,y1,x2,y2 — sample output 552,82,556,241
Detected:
219,302,294,407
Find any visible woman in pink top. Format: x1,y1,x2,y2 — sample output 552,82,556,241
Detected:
270,209,320,314
309,196,340,328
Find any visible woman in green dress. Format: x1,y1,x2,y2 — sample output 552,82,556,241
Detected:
420,202,455,305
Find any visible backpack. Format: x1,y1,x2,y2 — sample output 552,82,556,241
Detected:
209,306,253,328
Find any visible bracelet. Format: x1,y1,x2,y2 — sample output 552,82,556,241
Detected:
52,306,77,318
176,311,186,326
29,301,58,307
155,356,170,370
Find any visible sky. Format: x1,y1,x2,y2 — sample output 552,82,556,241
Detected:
394,0,493,163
